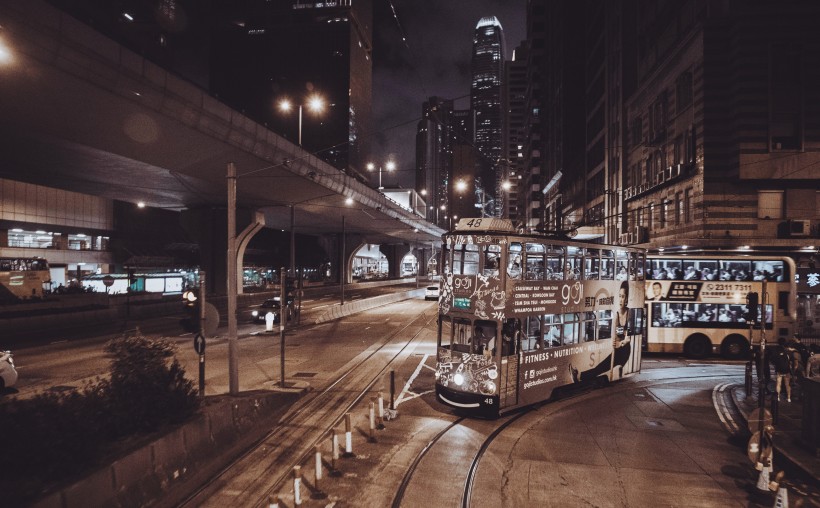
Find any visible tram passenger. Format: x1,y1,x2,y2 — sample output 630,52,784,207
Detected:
501,319,520,356
475,325,496,357
507,255,522,280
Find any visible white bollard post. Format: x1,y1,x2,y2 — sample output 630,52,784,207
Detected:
265,312,274,332
369,399,377,442
293,465,302,506
343,412,354,458
312,444,327,499
330,429,342,476
268,495,279,508
377,392,386,429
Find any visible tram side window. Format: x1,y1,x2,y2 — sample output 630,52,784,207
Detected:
439,317,453,349
507,243,523,280
502,318,521,356
483,245,501,276
451,318,472,353
562,313,580,345
583,312,597,341
585,249,600,280
597,310,612,339
525,243,546,280
565,247,582,279
544,314,562,347
601,250,615,280
442,245,451,275
545,249,564,280
463,244,480,275
522,315,543,351
629,308,645,335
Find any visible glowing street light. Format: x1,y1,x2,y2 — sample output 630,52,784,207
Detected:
278,94,325,147
366,160,396,190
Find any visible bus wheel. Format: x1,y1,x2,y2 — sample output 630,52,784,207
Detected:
684,334,712,359
721,335,750,360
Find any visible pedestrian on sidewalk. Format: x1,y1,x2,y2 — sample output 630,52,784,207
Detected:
771,337,793,402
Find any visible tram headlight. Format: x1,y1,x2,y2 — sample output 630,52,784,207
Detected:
487,368,498,380
453,373,465,386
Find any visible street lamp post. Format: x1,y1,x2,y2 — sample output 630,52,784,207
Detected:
367,160,396,190
278,95,325,147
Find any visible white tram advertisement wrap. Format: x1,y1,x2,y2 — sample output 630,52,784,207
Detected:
435,219,645,417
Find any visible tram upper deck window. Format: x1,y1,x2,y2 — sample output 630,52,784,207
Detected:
565,246,582,279
545,247,564,280
585,249,600,280
525,243,545,280
453,244,479,275
442,245,451,275
507,243,523,280
482,245,501,276
614,250,628,281
601,250,615,280
631,253,646,281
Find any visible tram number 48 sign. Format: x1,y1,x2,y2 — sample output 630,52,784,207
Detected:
193,333,206,355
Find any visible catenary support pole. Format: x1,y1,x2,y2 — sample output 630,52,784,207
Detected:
227,162,239,395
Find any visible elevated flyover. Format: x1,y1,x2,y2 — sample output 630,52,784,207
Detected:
0,1,443,277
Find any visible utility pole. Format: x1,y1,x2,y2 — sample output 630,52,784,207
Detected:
227,162,239,395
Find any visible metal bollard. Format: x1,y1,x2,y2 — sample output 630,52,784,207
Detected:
377,392,386,429
369,399,377,442
390,370,396,410
293,465,302,506
268,495,279,508
745,361,753,397
312,444,327,499
343,413,354,458
329,429,342,476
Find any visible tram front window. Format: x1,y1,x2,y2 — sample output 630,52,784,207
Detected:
474,321,497,355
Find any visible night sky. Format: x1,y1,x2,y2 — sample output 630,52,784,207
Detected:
372,0,526,187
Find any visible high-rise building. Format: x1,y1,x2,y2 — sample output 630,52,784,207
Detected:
210,0,373,179
502,42,529,223
416,97,455,228
471,16,506,217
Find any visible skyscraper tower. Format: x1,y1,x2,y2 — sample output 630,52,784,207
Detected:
471,16,506,217
210,0,373,179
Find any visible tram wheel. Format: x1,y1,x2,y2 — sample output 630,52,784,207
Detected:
721,335,750,360
684,334,712,359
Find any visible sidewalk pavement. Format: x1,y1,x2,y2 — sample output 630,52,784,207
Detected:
730,376,820,486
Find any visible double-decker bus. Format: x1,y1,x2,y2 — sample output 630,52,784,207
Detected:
644,254,797,359
0,257,51,302
435,219,646,417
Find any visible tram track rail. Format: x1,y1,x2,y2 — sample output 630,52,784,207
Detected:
389,371,742,508
176,305,438,508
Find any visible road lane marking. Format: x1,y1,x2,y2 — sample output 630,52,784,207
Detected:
395,353,429,408
712,382,740,435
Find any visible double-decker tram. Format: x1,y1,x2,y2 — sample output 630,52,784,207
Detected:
434,219,646,417
645,254,797,359
0,257,51,302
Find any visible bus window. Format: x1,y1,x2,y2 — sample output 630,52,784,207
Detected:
507,243,523,280
583,312,597,341
601,250,615,280
651,258,681,280
545,246,564,280
562,313,580,345
754,260,785,281
452,318,472,353
439,316,453,349
598,310,612,339
525,243,545,280
585,249,600,280
522,315,542,351
474,320,497,355
482,245,501,276
694,260,718,280
719,260,751,281
463,244,480,275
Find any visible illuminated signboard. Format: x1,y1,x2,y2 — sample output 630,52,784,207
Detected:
796,267,820,294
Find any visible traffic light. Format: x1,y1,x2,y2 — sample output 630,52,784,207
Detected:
744,292,759,323
180,289,200,333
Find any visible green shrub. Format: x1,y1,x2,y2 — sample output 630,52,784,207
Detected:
0,334,199,505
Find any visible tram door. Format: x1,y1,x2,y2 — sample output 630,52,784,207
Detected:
499,319,520,408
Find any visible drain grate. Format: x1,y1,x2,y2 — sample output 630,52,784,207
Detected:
292,372,317,378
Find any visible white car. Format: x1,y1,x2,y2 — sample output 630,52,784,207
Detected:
425,285,440,301
0,351,18,390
